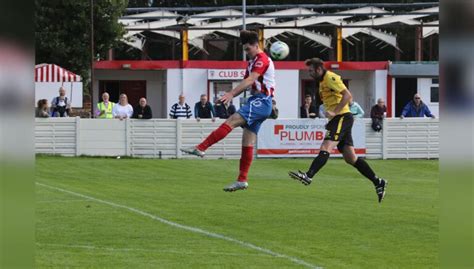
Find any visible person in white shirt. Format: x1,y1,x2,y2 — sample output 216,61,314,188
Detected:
112,94,133,120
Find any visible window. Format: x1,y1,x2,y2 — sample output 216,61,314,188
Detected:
430,87,439,103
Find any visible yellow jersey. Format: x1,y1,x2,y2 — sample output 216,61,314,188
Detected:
319,70,350,115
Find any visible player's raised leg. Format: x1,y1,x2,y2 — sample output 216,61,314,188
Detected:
341,145,388,203
223,128,256,192
183,30,275,192
181,113,246,157
289,140,338,185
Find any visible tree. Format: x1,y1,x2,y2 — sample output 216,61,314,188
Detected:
128,0,152,7
35,0,127,91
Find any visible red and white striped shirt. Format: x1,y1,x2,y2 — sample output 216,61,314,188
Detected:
245,52,275,97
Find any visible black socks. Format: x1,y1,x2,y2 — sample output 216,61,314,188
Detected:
353,157,380,186
306,150,330,178
306,153,380,186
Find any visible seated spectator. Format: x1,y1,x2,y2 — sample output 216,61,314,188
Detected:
35,99,49,118
300,95,317,118
349,98,365,118
269,99,279,119
371,98,386,132
318,104,326,118
96,92,115,119
112,93,133,120
132,98,152,119
50,87,71,117
169,94,192,119
194,94,215,122
401,93,436,118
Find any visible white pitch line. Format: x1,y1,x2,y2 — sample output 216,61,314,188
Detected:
36,242,271,257
37,182,322,269
36,199,90,203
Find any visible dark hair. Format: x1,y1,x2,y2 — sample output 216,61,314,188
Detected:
37,99,47,108
305,94,312,99
305,58,325,69
240,30,259,45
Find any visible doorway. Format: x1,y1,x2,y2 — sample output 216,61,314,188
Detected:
395,78,417,117
209,81,242,108
99,80,146,107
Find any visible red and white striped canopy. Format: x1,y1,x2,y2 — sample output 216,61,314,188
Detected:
35,64,81,82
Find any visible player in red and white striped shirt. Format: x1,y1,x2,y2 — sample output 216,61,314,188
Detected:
181,30,275,192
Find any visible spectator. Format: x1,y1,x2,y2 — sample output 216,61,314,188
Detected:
112,93,133,120
50,87,71,117
132,98,153,119
96,92,115,119
318,104,326,118
214,99,236,119
194,94,216,122
300,94,318,118
269,99,279,119
214,99,225,118
169,94,192,119
371,98,386,132
35,99,49,118
228,102,236,116
349,98,365,118
401,93,436,118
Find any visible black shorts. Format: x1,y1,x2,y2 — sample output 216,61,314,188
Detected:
324,112,354,152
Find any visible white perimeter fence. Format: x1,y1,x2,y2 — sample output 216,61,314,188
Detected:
35,118,438,159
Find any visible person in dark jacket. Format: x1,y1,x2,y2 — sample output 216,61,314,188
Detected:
227,102,236,116
269,99,279,119
300,94,318,118
401,93,435,118
132,98,153,119
194,94,216,122
370,98,386,132
214,99,236,119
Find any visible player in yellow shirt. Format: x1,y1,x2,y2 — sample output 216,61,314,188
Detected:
289,58,387,203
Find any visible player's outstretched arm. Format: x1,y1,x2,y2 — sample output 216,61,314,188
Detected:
220,72,260,104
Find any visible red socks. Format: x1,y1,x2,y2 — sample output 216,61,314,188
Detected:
196,123,233,151
238,146,254,182
196,124,253,182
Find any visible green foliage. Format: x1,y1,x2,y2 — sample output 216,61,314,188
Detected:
35,0,128,83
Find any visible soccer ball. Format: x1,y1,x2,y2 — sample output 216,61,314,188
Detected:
270,41,290,60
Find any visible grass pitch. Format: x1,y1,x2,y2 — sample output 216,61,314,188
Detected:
36,156,438,268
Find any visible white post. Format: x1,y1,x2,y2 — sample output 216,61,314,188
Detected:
75,116,81,156
125,118,131,156
176,118,182,158
382,118,388,160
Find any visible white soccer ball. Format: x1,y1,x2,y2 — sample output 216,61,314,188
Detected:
270,41,290,60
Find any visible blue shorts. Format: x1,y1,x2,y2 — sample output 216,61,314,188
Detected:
237,93,273,134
